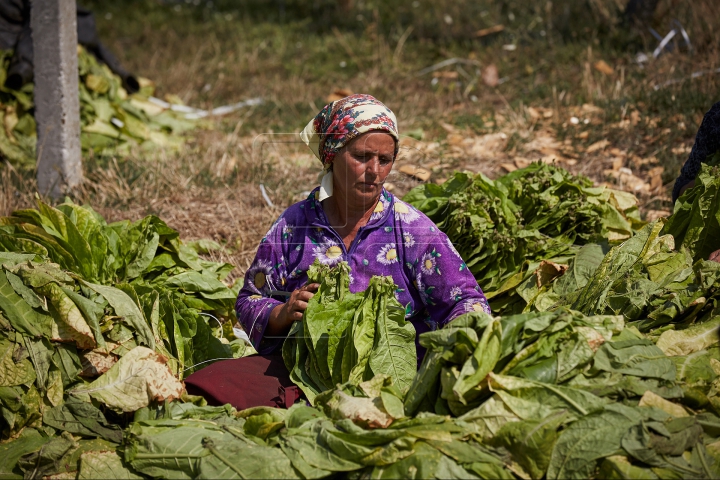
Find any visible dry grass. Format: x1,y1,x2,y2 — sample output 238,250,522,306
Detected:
2,0,719,280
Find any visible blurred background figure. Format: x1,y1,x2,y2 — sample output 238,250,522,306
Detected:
0,0,138,92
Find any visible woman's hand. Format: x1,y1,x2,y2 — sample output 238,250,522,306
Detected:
266,283,320,336
709,249,720,263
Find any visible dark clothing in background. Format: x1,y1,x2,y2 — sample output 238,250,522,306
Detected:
673,102,720,202
0,0,138,93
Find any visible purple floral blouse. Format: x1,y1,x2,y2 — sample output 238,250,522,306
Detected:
235,188,491,364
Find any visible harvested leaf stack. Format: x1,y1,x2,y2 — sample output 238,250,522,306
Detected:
2,162,720,479
121,384,516,479
404,163,643,314
283,261,416,404
662,161,720,263
0,199,253,474
0,47,195,166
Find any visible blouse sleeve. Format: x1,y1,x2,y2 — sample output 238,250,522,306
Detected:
672,102,720,202
235,216,289,354
401,207,490,329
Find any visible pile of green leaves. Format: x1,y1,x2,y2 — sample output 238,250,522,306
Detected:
404,163,642,314
662,161,720,263
2,161,720,479
27,318,720,480
0,47,195,167
121,380,514,480
1,199,237,319
398,301,720,479
564,221,720,333
283,261,416,404
404,310,624,417
0,200,253,461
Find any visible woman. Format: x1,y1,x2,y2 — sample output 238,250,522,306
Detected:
185,94,489,408
672,101,720,263
673,101,720,201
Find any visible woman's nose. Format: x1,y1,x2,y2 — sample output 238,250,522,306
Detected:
366,157,381,176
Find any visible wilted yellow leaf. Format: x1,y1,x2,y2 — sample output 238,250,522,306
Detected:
398,164,431,181
586,139,609,153
70,346,184,413
593,60,614,76
639,391,688,418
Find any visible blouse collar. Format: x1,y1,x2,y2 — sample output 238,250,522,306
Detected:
303,186,395,229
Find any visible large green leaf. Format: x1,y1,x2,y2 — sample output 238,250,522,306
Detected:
4,269,44,309
0,269,48,337
284,434,363,472
16,432,77,478
23,336,53,391
62,287,107,351
78,451,144,480
163,271,236,300
547,403,666,479
0,428,52,477
37,201,96,280
453,316,501,404
367,278,417,392
82,281,155,349
592,335,676,381
199,437,301,479
43,400,123,442
491,412,567,480
126,421,225,479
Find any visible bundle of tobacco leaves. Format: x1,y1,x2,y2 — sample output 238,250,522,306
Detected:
404,310,625,417
0,47,196,166
283,261,416,404
662,160,720,263
401,302,720,479
121,387,514,480
0,200,253,453
1,162,720,479
403,163,643,314
565,222,720,332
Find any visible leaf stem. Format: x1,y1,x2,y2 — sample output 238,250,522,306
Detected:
133,453,205,459
541,383,589,416
206,444,247,478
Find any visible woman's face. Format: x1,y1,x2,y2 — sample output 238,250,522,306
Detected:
332,131,395,207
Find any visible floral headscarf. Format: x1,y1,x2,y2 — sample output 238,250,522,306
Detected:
300,94,399,200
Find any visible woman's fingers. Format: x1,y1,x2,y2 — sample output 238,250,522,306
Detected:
283,284,321,323
296,291,316,302
709,249,720,263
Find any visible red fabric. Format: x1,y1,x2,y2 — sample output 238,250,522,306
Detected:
184,354,301,410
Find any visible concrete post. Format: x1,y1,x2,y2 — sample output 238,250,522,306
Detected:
31,0,83,199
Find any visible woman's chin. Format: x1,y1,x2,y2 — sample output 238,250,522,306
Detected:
351,185,382,201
